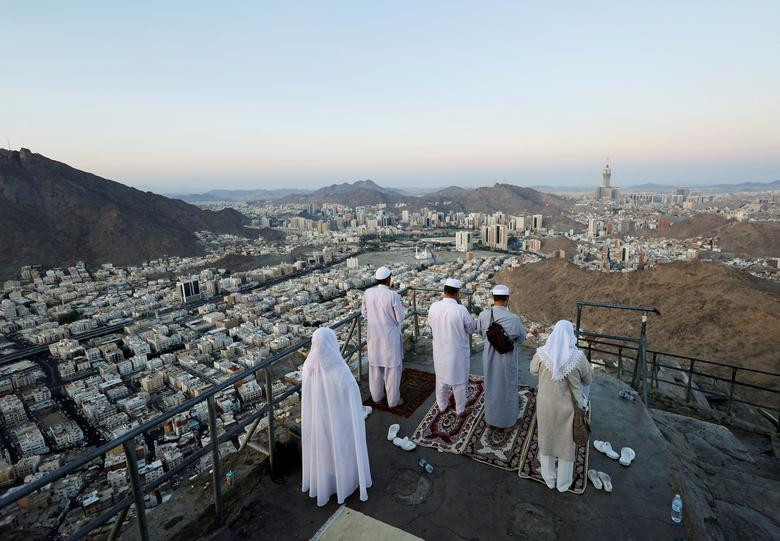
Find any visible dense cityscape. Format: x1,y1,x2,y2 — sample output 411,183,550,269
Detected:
1,160,778,536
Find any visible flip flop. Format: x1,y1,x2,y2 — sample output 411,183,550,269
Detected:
387,424,400,441
597,471,613,492
593,440,619,460
393,437,417,451
363,406,372,419
587,469,603,490
619,447,636,466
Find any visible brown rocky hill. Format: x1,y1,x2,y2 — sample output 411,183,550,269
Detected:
640,213,780,258
496,259,780,387
0,148,254,278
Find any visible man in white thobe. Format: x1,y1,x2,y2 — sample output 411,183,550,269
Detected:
428,278,476,416
361,266,405,407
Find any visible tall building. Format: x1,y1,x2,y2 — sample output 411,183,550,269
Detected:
481,225,508,250
176,276,201,303
595,161,621,201
532,214,543,231
455,231,474,252
587,218,598,238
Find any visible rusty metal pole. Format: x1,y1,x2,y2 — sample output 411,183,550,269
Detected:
264,368,276,473
122,441,150,541
206,396,224,526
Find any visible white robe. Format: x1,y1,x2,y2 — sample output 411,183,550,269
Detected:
301,328,372,507
361,284,404,368
428,298,476,385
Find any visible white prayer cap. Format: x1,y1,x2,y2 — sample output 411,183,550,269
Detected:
444,278,462,289
375,266,391,280
491,284,510,296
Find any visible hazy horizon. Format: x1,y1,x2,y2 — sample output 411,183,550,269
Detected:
2,2,779,192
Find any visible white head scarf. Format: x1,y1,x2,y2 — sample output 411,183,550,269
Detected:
536,320,585,381
303,327,344,374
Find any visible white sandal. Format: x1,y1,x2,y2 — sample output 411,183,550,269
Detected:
363,406,372,419
393,436,417,451
597,471,612,492
593,440,619,460
587,469,602,490
387,423,400,441
619,447,636,466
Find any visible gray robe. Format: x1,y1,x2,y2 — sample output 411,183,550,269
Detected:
476,306,527,427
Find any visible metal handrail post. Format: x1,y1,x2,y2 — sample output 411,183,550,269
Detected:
122,441,150,541
106,506,129,541
412,289,420,340
685,360,695,402
357,320,363,383
617,346,623,379
640,323,648,404
206,396,224,525
727,367,737,415
574,304,582,338
264,368,276,473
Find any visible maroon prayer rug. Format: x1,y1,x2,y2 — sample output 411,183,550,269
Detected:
517,411,590,494
462,386,536,470
411,375,485,453
363,367,436,418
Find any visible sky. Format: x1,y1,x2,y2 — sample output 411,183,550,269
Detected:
1,1,779,192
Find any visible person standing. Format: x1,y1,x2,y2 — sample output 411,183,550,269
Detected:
530,320,593,492
475,284,527,431
361,266,405,407
428,278,476,416
301,327,372,506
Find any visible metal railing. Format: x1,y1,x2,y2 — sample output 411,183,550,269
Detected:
579,336,780,433
0,285,444,540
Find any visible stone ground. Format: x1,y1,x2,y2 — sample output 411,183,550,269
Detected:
116,343,779,541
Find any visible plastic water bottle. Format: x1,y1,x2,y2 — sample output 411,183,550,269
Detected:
671,494,683,523
418,458,433,474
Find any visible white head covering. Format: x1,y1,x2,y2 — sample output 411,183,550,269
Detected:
303,327,344,374
444,278,462,289
536,320,585,381
301,327,372,506
491,284,510,296
374,266,391,281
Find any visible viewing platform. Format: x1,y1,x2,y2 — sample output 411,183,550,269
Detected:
118,343,779,541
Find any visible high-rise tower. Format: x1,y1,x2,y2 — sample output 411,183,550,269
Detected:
595,159,620,201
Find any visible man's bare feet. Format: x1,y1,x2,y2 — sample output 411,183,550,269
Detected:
397,398,405,406
502,424,517,433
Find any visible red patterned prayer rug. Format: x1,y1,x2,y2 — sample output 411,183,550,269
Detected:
411,375,485,453
363,368,436,418
517,410,590,494
462,386,536,471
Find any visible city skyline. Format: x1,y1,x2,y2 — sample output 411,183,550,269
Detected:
2,2,779,191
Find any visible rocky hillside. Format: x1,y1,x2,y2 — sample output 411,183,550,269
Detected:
496,259,780,382
640,213,780,258
0,149,253,278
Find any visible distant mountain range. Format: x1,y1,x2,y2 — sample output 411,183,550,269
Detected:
175,188,313,202
275,179,571,217
0,149,259,279
176,178,780,202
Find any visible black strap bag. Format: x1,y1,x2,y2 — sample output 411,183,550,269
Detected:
486,309,514,354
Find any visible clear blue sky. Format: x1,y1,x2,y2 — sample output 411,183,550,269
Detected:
2,1,779,192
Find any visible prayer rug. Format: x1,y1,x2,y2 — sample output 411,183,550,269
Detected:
462,385,536,471
517,412,590,495
363,368,437,418
411,375,485,453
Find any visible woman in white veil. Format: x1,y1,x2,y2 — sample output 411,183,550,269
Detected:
301,327,372,506
530,320,593,492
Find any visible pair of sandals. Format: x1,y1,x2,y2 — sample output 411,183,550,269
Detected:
387,423,416,451
587,470,613,492
593,440,636,466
